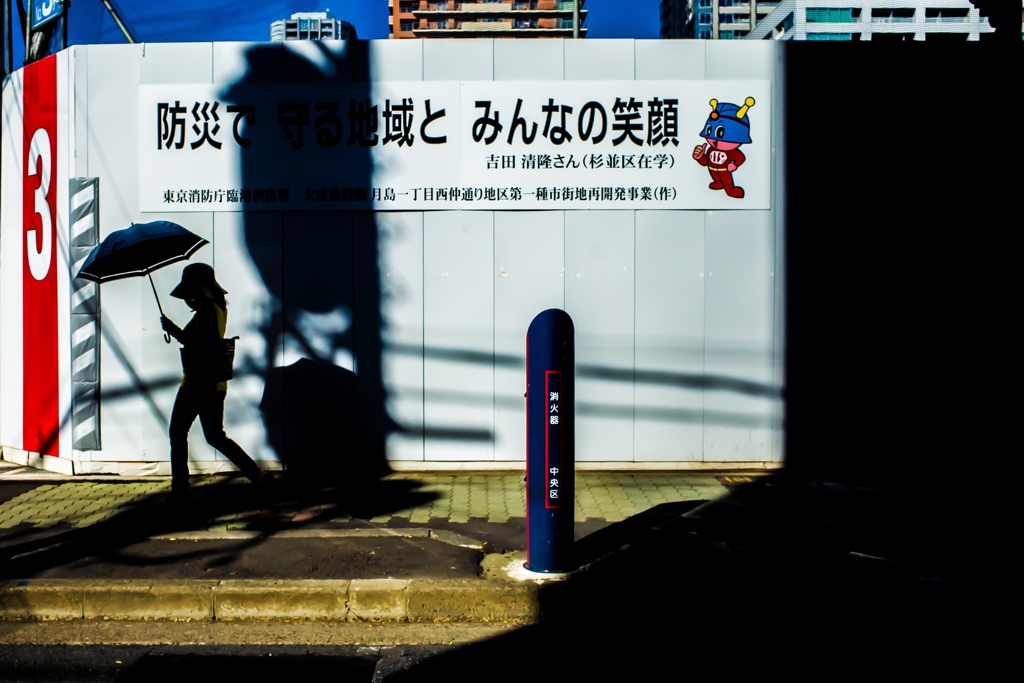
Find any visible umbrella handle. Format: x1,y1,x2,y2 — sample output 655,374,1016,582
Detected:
147,273,172,344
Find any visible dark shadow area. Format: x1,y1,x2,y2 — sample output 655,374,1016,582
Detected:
0,474,438,580
381,42,1005,679
116,653,378,682
571,499,704,566
261,358,396,490
389,472,972,679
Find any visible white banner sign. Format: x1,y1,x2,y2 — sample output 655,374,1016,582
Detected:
139,80,771,211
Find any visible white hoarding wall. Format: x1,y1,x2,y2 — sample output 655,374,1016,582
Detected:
0,40,784,473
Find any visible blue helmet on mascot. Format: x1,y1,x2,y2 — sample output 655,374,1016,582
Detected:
699,97,755,145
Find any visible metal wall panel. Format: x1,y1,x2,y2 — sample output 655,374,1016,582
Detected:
361,212,425,461
564,39,635,80
495,40,564,81
704,41,777,81
565,210,634,461
213,42,283,85
423,40,494,81
87,45,145,460
770,54,786,463
703,209,777,462
140,42,213,85
369,40,423,81
281,40,355,82
634,210,705,461
423,211,494,461
493,211,564,462
634,40,706,80
137,212,217,464
72,47,90,178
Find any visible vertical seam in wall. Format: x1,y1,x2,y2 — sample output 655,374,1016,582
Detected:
491,210,496,461
421,212,426,461
631,210,637,462
701,210,707,463
773,56,784,464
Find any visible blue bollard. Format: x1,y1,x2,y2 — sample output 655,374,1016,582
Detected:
525,309,575,573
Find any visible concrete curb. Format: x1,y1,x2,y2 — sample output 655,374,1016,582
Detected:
0,578,543,624
146,528,485,550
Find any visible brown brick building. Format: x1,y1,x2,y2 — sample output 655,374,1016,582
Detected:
389,0,588,38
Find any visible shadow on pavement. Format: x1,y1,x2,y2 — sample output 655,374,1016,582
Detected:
116,652,378,682
388,470,974,679
0,474,438,580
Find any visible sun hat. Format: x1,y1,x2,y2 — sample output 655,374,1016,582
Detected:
170,263,228,300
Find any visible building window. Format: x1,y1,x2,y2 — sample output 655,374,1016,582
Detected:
806,8,855,23
720,30,734,38
720,13,734,24
436,19,448,28
807,32,852,40
436,1,448,9
871,7,915,22
781,14,794,32
697,28,711,38
698,13,711,25
400,20,415,31
400,2,417,13
698,0,711,6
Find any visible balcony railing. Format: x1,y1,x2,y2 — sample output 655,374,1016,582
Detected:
459,2,511,11
871,16,915,23
924,16,968,23
459,20,513,29
416,7,586,14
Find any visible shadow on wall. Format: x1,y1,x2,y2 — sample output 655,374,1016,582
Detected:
260,358,396,488
221,37,392,483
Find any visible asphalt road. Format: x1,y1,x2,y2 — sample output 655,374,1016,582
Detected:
0,642,460,683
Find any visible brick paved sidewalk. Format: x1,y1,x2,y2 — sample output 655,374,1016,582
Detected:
0,472,732,532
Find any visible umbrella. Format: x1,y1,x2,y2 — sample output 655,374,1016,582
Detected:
76,221,209,343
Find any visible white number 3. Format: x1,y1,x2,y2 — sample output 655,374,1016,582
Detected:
27,127,52,281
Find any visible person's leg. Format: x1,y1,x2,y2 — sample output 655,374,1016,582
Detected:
168,385,201,494
198,390,263,483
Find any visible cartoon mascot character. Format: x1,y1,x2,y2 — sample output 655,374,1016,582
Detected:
692,97,755,199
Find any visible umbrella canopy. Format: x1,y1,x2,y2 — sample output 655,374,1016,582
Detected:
76,221,208,284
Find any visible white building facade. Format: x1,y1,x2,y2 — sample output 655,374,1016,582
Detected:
746,0,993,40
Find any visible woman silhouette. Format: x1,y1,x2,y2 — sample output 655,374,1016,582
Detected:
160,263,273,501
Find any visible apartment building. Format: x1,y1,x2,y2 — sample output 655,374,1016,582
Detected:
270,12,356,41
745,0,994,40
661,0,782,39
390,0,587,39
